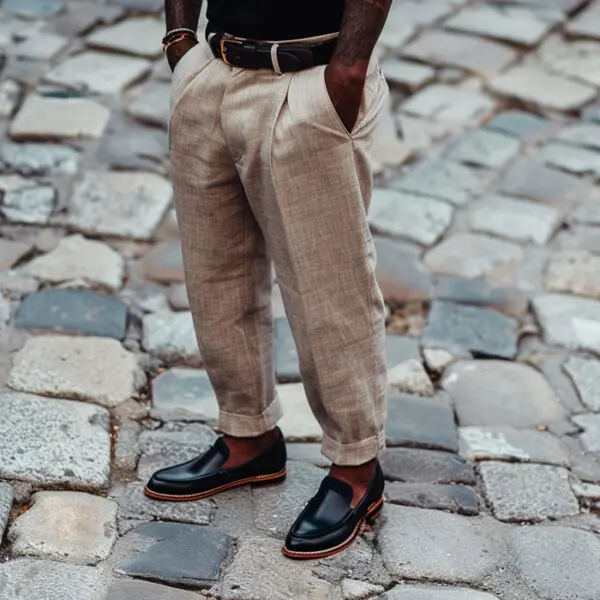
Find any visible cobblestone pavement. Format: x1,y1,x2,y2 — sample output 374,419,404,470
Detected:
2,0,600,598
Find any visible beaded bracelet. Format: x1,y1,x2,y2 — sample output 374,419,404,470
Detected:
162,28,198,45
163,32,196,53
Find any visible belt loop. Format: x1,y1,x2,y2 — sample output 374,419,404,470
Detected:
270,43,282,75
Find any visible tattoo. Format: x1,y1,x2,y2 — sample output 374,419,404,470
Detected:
332,0,392,67
165,0,202,32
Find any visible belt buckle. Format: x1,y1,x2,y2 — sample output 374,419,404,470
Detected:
220,36,244,65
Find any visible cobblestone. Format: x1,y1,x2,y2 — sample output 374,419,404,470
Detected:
385,482,479,515
509,526,600,600
481,462,579,521
22,234,124,291
15,289,128,339
403,30,518,74
10,96,110,140
533,293,600,352
0,392,110,490
392,158,495,207
489,64,596,110
379,506,501,585
369,188,453,246
468,195,561,244
0,559,108,600
444,128,521,169
459,426,569,465
8,491,117,565
381,448,476,484
445,4,562,46
68,171,172,240
424,233,524,278
114,522,232,588
443,360,567,427
422,302,518,359
8,335,144,407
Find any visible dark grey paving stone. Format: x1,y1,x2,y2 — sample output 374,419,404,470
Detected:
115,522,232,587
150,367,218,422
106,580,200,600
381,448,476,485
386,335,421,368
421,301,518,359
15,289,128,340
387,392,458,452
434,276,528,319
509,526,600,600
379,506,502,585
0,143,80,176
0,482,13,539
443,360,568,428
374,236,434,302
481,462,579,522
385,482,478,515
275,317,300,382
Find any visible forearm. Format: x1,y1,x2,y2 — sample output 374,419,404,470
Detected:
164,0,203,66
165,0,203,32
330,0,392,74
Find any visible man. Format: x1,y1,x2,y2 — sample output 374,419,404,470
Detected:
145,0,392,559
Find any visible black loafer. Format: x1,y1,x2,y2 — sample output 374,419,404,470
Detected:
282,461,384,559
144,428,287,501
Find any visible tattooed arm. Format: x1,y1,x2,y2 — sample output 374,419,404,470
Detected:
164,0,203,70
325,0,392,131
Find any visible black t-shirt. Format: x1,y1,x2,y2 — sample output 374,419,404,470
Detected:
206,0,344,40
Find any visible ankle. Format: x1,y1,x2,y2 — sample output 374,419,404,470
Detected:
221,428,279,467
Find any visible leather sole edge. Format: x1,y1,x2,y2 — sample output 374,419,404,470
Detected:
281,497,384,560
143,468,287,502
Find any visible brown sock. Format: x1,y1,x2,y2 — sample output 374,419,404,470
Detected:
329,458,377,508
221,427,280,468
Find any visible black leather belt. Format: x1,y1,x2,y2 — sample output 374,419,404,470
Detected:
206,23,337,73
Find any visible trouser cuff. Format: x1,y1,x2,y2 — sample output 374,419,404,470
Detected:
322,429,386,466
218,394,283,438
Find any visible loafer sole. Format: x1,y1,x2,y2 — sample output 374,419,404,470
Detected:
282,497,384,560
144,467,287,502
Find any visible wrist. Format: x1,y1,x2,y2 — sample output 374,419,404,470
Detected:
326,59,369,83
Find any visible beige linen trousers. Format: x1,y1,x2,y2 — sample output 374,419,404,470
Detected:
169,40,388,465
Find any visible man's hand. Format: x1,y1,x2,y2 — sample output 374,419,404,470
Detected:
324,63,367,133
167,37,199,72
326,0,392,131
